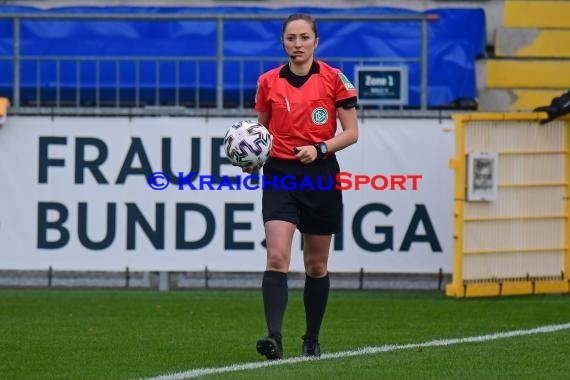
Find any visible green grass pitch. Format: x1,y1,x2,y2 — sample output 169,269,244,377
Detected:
0,289,569,379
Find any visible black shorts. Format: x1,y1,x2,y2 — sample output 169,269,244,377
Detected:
261,156,342,235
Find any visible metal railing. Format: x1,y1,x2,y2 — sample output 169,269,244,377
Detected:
0,12,439,117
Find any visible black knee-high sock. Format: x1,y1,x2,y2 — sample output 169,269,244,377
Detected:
303,273,330,341
262,270,288,338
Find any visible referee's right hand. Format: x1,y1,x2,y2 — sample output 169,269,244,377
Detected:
242,163,262,174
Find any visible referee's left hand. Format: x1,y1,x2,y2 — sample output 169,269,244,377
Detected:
294,146,317,164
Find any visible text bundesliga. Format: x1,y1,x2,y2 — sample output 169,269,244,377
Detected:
148,172,422,191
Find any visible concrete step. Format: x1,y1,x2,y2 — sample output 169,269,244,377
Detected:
478,88,567,111
495,27,570,58
504,0,570,28
486,59,570,88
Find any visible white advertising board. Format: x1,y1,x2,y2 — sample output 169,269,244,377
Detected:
0,117,454,273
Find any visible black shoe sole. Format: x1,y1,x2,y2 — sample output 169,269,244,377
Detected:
256,338,282,360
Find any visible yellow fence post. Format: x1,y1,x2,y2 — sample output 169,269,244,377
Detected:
446,114,467,297
0,97,9,126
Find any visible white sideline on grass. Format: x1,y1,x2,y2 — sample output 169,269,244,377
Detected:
141,322,570,380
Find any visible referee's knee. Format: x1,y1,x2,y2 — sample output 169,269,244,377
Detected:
266,254,290,272
305,265,328,278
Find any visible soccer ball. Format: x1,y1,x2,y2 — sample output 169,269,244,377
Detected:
223,120,272,168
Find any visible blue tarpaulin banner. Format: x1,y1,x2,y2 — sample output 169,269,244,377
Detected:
0,6,486,107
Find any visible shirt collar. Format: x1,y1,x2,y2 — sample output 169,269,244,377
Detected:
280,60,320,79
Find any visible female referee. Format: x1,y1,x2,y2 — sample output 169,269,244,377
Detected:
249,13,359,360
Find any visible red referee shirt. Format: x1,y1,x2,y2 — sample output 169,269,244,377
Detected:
254,60,357,160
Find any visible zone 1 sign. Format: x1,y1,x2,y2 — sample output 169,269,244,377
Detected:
355,66,408,106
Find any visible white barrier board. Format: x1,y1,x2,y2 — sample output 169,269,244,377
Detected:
0,117,454,273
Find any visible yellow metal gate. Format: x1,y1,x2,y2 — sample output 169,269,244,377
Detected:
446,113,570,297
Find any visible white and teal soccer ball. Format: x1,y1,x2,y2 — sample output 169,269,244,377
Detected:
224,120,272,168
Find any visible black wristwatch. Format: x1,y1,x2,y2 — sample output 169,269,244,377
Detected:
313,142,328,159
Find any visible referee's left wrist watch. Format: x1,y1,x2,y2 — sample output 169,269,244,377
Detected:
314,142,328,159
